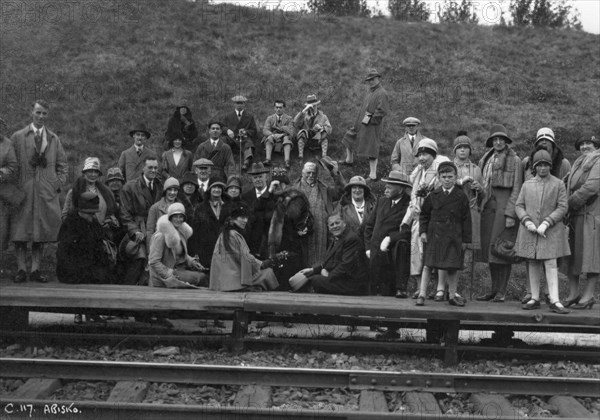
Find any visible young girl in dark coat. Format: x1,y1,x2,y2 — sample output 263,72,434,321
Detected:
417,162,471,306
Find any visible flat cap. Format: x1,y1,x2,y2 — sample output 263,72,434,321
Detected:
193,158,214,167
403,117,421,126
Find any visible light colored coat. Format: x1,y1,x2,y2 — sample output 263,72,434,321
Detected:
148,215,196,287
355,84,389,158
515,174,570,260
209,229,265,291
10,125,67,242
118,145,159,182
390,132,426,177
263,113,295,138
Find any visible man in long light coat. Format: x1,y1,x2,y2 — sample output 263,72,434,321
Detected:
344,69,389,182
390,117,427,177
11,100,68,283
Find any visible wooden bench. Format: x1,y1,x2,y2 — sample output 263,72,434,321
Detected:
1,280,599,364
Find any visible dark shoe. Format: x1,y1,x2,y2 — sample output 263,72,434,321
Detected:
522,299,541,310
395,290,408,299
571,297,596,310
337,160,353,166
30,270,48,283
492,293,505,303
434,290,447,302
520,293,532,304
549,302,570,314
263,159,272,166
416,296,425,306
366,176,378,183
412,291,420,299
449,294,466,307
476,291,497,301
562,295,581,308
544,293,551,305
13,270,27,283
284,160,291,169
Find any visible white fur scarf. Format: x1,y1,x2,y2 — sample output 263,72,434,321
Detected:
156,214,193,256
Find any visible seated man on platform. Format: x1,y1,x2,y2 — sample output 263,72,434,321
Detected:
292,213,367,295
262,99,295,169
294,94,332,160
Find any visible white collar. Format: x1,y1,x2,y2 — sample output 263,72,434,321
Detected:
143,175,153,186
256,186,267,197
443,187,454,194
352,199,365,209
30,124,44,135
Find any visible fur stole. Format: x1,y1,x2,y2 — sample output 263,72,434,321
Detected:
268,188,311,257
156,214,193,256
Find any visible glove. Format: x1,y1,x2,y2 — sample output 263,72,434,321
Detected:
525,221,537,233
365,250,371,259
537,221,549,237
505,217,516,228
227,129,234,139
380,236,391,252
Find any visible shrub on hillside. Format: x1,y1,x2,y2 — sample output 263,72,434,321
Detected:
308,0,371,17
438,0,479,24
509,0,582,29
389,0,430,21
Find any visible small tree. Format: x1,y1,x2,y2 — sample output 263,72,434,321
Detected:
308,0,371,17
389,0,430,22
510,0,581,29
438,0,479,23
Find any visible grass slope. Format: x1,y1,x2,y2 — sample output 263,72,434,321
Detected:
1,0,599,174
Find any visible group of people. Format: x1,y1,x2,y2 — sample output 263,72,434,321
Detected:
0,90,598,321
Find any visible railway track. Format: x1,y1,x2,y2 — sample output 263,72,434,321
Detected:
1,358,598,419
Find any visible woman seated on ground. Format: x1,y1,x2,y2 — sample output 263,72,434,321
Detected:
210,203,280,292
148,203,208,288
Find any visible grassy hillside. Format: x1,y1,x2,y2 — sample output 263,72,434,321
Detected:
1,0,599,178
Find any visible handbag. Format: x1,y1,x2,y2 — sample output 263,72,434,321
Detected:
491,227,524,264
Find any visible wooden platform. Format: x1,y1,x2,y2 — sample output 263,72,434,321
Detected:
1,280,599,364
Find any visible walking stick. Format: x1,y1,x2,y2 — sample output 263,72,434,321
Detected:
469,248,475,300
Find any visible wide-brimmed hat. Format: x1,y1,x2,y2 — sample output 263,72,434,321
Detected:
535,127,556,146
163,177,180,191
105,167,125,184
226,175,242,191
289,272,310,292
271,167,290,185
438,161,458,174
486,124,513,147
207,177,226,191
79,191,99,214
415,138,439,157
231,95,248,103
381,171,412,188
181,172,199,188
247,162,270,175
82,157,102,175
575,135,600,151
532,150,552,168
345,176,370,194
193,158,214,168
304,94,320,105
364,68,381,81
129,123,151,138
403,117,421,126
318,156,337,173
167,202,186,219
453,131,472,153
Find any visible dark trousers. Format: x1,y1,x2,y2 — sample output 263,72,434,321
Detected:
311,275,363,296
369,240,410,296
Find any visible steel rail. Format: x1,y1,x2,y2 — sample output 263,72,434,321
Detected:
1,358,598,397
0,399,564,420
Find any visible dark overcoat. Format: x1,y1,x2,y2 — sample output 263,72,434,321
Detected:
10,125,68,242
363,194,411,254
243,188,277,258
193,139,234,179
188,199,230,268
419,187,472,270
161,149,193,181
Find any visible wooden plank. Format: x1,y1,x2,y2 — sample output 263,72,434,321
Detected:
11,378,61,399
404,392,442,415
107,381,149,403
359,390,388,412
470,394,519,418
549,395,594,418
233,385,271,409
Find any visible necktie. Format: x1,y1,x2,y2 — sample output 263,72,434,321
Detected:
149,181,154,194
34,130,42,150
237,111,242,120
445,190,450,196
137,148,142,157
277,116,281,125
